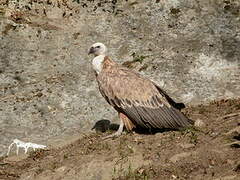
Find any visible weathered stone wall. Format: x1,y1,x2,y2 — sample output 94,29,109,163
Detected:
0,0,239,155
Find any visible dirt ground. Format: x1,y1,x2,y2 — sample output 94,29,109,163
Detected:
0,99,240,180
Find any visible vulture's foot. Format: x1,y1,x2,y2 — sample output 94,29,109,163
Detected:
102,119,124,139
102,131,122,139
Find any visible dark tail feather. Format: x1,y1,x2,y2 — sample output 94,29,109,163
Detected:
174,102,186,110
154,84,186,110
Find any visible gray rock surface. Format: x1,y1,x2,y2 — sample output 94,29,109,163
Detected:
0,0,239,155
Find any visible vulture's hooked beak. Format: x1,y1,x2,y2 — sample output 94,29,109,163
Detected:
88,47,95,55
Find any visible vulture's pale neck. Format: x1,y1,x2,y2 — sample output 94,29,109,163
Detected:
92,55,105,74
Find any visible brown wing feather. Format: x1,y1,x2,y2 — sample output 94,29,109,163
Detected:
97,59,192,129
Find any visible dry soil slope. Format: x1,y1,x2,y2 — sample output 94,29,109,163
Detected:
0,99,239,180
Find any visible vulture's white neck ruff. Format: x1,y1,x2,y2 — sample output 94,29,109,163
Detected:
92,55,105,74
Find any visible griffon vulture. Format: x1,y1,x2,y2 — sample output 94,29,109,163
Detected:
88,42,193,138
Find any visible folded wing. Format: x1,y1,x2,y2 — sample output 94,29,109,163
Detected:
97,66,192,129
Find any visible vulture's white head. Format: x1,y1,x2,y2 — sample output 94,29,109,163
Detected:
88,42,107,74
88,42,107,56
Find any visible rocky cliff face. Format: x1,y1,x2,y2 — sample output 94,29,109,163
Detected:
0,0,239,155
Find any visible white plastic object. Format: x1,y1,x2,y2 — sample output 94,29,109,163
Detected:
7,139,46,156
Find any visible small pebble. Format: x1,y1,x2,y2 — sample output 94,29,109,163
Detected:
194,119,205,127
